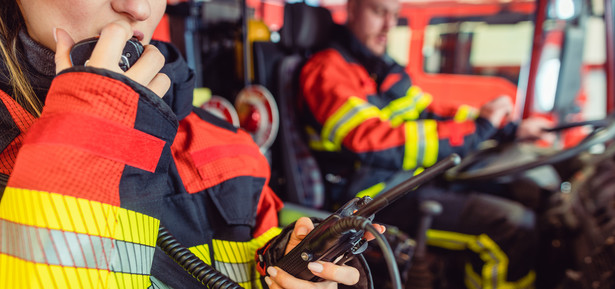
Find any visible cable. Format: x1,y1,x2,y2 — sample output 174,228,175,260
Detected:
157,226,244,289
326,216,403,289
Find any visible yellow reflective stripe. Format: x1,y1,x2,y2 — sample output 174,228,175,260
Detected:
465,263,536,289
250,226,282,251
423,120,439,167
473,234,507,289
356,182,386,198
355,168,425,198
322,97,380,151
465,262,482,289
426,229,474,250
454,105,479,122
403,121,420,170
403,120,439,170
426,230,535,289
382,87,433,126
0,187,159,246
186,227,280,289
306,126,335,151
0,254,151,289
514,270,536,289
189,244,211,265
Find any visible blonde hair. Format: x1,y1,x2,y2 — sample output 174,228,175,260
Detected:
0,2,42,116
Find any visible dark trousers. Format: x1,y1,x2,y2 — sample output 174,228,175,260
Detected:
339,169,538,288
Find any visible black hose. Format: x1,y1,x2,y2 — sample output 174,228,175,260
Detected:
157,226,244,289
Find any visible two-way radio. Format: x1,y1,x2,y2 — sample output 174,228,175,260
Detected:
275,154,461,286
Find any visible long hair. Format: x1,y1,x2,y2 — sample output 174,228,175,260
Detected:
0,2,42,116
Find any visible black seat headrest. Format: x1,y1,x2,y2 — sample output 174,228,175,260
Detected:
280,3,333,52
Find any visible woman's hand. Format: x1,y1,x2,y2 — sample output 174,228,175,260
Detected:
53,21,170,98
265,217,385,289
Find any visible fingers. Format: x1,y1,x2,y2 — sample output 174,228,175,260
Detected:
265,266,337,289
87,21,133,73
54,28,75,74
148,73,171,98
54,21,168,97
308,262,360,286
125,44,167,90
364,223,386,241
285,217,315,254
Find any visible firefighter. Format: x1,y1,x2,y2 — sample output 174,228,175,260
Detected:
0,0,384,288
298,0,553,287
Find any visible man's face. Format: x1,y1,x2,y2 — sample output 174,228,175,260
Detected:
346,0,400,56
17,0,166,51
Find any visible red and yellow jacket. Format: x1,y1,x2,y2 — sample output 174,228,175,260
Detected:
299,25,511,199
0,40,282,289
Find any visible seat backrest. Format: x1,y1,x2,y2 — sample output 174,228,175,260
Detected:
252,3,333,209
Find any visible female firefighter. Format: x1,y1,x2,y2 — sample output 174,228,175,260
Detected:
0,0,383,288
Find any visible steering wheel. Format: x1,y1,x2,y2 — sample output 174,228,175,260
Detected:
445,116,615,182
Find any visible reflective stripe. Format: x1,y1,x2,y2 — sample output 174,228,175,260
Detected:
355,168,424,198
1,219,152,273
423,120,438,167
465,262,482,289
187,227,281,289
0,187,159,246
426,230,535,289
356,182,386,198
454,105,479,122
322,97,380,151
0,187,159,288
403,120,438,171
1,255,152,289
382,86,433,125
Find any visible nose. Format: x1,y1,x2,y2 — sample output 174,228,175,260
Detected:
382,12,397,32
111,0,152,21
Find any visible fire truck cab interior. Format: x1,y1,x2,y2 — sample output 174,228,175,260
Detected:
163,0,615,287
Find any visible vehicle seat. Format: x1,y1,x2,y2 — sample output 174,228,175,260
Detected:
252,3,333,210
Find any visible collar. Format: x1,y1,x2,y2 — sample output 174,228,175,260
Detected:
0,32,195,121
330,25,397,87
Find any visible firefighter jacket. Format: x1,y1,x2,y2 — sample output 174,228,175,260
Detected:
299,25,516,200
0,34,283,289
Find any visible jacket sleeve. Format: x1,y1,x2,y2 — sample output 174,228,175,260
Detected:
300,49,497,172
0,67,178,288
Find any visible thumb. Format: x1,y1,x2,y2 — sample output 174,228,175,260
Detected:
285,217,314,255
54,28,75,74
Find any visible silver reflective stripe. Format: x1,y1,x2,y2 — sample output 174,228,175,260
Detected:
328,102,372,143
389,93,422,119
0,219,154,275
215,261,252,284
417,121,426,166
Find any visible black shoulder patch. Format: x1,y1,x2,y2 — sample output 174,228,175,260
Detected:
0,99,21,152
192,107,238,133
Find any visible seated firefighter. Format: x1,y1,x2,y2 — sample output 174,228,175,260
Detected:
0,0,384,288
297,0,553,287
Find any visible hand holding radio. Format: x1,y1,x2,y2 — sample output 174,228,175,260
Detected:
272,154,461,289
54,21,170,98
265,217,386,288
